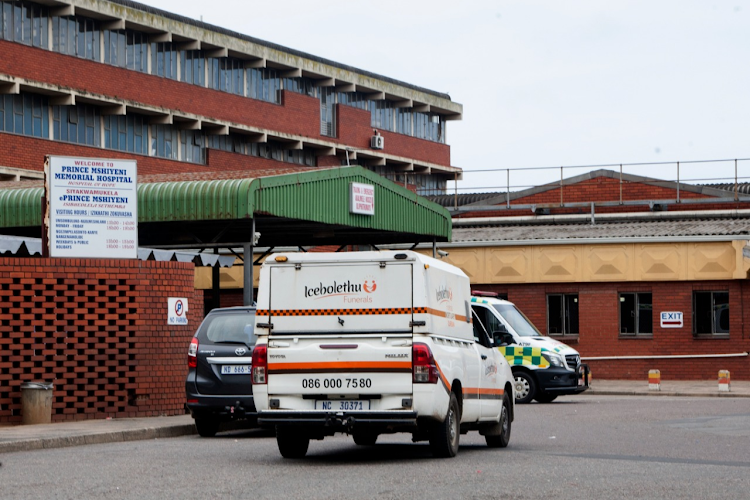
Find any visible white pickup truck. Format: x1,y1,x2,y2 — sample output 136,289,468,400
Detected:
251,250,515,458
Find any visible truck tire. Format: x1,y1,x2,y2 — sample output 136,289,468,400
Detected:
352,432,378,446
514,371,536,404
194,417,220,437
485,393,512,448
534,392,558,404
429,392,460,458
276,427,310,459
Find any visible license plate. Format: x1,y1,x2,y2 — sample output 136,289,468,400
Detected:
221,365,251,375
315,400,370,411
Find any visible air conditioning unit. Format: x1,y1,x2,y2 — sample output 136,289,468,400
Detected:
370,135,384,150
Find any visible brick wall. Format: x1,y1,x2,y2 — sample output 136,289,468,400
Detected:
0,40,452,170
0,258,202,423
476,280,750,380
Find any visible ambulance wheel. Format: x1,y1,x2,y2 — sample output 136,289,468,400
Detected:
514,371,536,404
276,427,309,459
534,392,558,404
194,417,219,437
430,392,460,458
485,393,512,448
352,431,378,446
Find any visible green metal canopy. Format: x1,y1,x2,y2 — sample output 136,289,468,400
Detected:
0,166,451,248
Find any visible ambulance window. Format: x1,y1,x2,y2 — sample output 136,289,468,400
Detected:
473,305,508,347
471,306,492,347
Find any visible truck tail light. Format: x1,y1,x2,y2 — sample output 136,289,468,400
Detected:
188,337,198,368
252,344,267,385
413,343,438,384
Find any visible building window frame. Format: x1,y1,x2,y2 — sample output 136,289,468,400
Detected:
547,293,579,336
693,291,729,337
619,292,653,337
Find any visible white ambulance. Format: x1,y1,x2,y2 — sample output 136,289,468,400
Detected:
470,294,590,404
251,250,515,458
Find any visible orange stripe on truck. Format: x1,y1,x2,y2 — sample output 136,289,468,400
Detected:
257,307,468,322
268,361,412,374
257,307,425,316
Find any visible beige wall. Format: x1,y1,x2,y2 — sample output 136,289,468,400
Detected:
419,240,750,284
195,241,750,289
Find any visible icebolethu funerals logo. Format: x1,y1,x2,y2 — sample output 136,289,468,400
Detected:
304,278,377,304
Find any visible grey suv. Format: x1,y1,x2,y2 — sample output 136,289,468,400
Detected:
186,306,257,437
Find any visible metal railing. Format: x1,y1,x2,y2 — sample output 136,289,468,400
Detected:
450,158,750,212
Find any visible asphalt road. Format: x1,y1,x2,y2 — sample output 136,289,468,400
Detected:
1,395,749,500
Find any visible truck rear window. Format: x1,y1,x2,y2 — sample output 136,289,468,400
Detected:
200,312,257,345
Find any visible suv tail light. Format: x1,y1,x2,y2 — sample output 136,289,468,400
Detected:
412,343,438,384
252,344,267,385
188,337,198,368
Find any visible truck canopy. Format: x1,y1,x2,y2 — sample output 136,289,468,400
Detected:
255,250,473,339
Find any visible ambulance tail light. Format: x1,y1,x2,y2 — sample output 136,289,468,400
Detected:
413,343,438,384
188,337,198,368
252,345,268,385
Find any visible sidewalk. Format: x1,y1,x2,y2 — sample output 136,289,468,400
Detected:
1,380,748,454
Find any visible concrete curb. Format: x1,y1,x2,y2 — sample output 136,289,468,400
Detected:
0,423,196,454
585,390,750,398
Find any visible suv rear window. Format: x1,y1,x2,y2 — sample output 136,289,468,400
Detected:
199,311,256,345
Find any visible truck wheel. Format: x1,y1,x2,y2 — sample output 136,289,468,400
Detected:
194,417,220,437
429,392,460,458
352,432,378,446
514,371,536,404
485,393,512,448
276,427,309,459
534,392,558,404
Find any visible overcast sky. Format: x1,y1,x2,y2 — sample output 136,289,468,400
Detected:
144,0,750,192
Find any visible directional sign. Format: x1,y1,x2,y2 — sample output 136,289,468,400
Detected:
660,311,683,328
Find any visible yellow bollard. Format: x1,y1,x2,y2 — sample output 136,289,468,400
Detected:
718,370,731,392
648,369,661,391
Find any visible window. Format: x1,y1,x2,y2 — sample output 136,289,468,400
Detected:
51,15,99,60
0,93,49,138
337,91,369,111
371,100,394,131
104,29,148,72
151,42,178,79
619,293,652,336
396,107,412,135
104,114,148,155
283,77,317,97
471,306,504,346
208,57,244,95
180,130,204,164
693,291,729,336
547,294,578,336
319,87,335,137
247,68,280,103
53,104,100,146
0,0,48,47
180,50,205,86
150,124,178,159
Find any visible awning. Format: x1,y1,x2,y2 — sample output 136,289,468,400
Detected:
0,166,451,249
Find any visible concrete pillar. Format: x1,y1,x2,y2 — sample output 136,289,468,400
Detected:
648,369,661,391
718,370,731,392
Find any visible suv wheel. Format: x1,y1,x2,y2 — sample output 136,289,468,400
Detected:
194,417,220,437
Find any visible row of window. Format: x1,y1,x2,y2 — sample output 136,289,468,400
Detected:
544,291,729,337
0,93,315,166
1,0,447,143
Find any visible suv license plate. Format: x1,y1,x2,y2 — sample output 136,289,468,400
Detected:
316,400,370,411
221,365,251,375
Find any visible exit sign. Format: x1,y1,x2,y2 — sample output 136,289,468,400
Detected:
660,311,683,328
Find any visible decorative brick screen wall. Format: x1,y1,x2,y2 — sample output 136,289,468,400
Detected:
0,258,203,424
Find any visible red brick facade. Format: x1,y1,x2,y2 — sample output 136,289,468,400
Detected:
0,258,202,423
0,40,451,173
476,280,750,380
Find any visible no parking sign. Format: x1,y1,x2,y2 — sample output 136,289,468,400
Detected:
168,297,188,325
